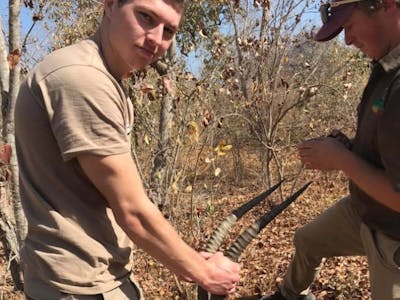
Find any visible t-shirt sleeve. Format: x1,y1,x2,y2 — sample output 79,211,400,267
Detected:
38,65,131,161
378,78,400,193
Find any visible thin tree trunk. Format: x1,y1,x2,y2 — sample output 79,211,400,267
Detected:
8,0,26,244
259,6,269,43
150,40,177,207
0,0,26,291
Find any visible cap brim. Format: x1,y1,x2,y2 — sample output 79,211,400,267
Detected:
314,3,357,42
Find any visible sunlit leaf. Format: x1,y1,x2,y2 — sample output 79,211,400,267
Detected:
214,141,233,156
144,134,151,145
7,49,20,70
186,121,199,143
184,185,193,193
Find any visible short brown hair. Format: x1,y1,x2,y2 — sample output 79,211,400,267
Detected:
118,0,187,9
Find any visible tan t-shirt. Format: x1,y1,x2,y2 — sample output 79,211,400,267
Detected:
15,34,135,298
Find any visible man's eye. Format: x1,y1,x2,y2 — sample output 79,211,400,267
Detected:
164,28,175,39
139,12,152,24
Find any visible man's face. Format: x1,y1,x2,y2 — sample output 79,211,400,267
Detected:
343,6,394,59
104,0,182,71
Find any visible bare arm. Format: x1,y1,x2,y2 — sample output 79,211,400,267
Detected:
78,152,239,295
340,149,400,213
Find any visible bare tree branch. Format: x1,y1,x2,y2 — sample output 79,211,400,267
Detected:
8,0,26,243
0,15,9,99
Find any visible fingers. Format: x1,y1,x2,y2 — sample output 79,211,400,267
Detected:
298,142,315,165
202,251,241,275
177,274,194,283
201,252,240,295
298,139,325,170
227,284,237,295
298,137,322,150
211,252,240,279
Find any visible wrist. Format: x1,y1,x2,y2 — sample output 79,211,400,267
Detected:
188,255,213,288
338,148,355,174
199,259,223,291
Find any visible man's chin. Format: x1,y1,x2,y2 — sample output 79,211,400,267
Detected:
123,56,161,74
124,62,150,74
136,59,154,69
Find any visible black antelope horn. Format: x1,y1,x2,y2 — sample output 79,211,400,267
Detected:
198,181,312,300
225,181,312,262
204,179,284,254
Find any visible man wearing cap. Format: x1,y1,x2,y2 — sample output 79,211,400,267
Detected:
261,0,400,299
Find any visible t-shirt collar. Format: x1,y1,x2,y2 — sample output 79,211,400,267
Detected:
379,43,400,72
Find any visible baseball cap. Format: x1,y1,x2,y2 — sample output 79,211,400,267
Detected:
315,0,365,42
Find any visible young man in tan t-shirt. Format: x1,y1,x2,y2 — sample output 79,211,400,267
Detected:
15,1,240,299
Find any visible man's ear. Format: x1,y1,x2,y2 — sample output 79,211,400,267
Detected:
103,0,115,19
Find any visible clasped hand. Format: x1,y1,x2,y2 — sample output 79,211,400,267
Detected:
298,130,351,171
200,251,240,296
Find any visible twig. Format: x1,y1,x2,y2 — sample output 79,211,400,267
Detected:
90,0,104,5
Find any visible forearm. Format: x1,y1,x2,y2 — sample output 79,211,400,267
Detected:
118,198,210,284
340,151,400,212
78,153,239,295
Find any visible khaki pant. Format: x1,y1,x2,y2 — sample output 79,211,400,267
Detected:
281,196,400,300
26,275,144,300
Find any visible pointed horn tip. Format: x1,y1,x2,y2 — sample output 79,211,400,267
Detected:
232,179,285,218
298,181,313,192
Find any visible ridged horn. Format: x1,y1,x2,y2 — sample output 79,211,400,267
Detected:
198,180,284,300
225,181,312,262
204,179,284,253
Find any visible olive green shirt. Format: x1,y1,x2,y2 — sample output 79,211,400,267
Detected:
350,44,400,240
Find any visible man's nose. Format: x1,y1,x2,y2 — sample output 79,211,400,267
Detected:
147,25,164,47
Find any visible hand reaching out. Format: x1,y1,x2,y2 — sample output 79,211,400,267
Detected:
298,136,351,171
